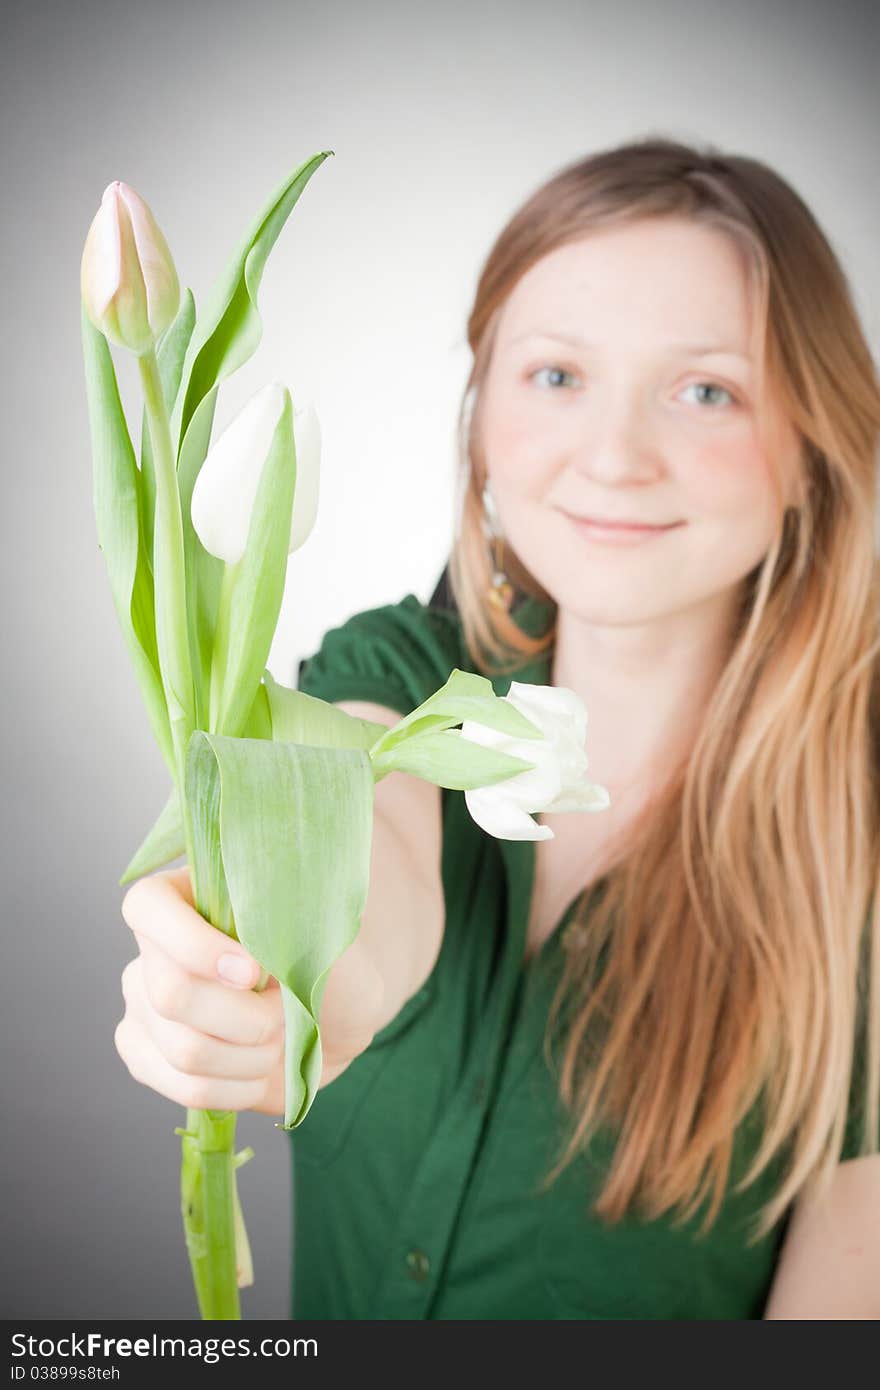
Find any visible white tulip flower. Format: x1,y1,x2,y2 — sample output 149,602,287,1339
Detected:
459,682,610,840
191,379,320,565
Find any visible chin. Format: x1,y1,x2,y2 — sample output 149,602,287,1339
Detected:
554,589,682,625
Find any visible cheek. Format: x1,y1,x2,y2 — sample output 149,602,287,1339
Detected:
685,435,779,522
678,439,783,582
483,394,565,495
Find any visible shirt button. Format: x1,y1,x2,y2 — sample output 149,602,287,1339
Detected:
404,1248,431,1282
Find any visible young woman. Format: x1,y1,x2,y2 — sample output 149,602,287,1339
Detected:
115,137,880,1319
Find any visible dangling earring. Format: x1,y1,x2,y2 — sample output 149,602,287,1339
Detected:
488,532,515,611
482,481,514,612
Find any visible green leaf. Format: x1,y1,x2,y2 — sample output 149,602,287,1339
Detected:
81,302,175,779
240,680,273,741
368,668,544,762
263,670,388,751
370,728,537,789
173,393,222,733
210,396,296,737
166,151,334,733
119,786,185,886
139,289,197,565
185,730,374,1130
169,152,334,461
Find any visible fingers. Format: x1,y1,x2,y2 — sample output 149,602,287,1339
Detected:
116,869,289,1118
114,1013,276,1113
129,945,283,1048
121,869,279,1045
116,867,388,1118
121,958,282,1080
121,869,263,990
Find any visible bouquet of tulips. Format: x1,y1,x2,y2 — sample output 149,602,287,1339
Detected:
79,150,611,1320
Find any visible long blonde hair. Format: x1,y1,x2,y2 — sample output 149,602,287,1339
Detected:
447,136,880,1240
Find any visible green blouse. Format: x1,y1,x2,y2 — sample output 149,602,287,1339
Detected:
288,590,865,1320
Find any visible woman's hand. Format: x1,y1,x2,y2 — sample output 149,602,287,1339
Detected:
114,865,386,1116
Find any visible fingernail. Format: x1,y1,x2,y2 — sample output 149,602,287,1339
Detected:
217,953,255,986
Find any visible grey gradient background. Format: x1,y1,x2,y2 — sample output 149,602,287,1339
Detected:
2,0,878,1320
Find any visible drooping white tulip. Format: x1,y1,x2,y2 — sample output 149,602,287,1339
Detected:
459,681,610,840
80,181,180,356
190,380,321,565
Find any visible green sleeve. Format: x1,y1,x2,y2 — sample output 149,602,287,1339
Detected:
296,591,464,718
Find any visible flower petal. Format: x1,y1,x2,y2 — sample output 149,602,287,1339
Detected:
464,785,554,840
544,780,611,813
459,718,563,808
81,186,122,322
112,189,152,354
191,380,288,563
456,716,504,750
288,399,321,553
118,182,180,341
508,682,588,745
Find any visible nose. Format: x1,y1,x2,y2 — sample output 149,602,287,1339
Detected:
571,392,663,485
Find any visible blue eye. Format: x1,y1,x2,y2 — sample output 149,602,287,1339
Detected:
681,381,736,408
531,366,580,390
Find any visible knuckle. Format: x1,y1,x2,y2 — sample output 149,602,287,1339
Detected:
252,1010,283,1049
255,1073,282,1117
167,1029,207,1076
180,1075,216,1110
151,968,191,1021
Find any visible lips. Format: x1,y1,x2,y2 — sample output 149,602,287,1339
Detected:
565,512,680,531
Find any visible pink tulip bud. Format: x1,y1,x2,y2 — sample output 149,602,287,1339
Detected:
80,181,180,356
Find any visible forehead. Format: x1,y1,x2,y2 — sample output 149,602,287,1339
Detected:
496,217,756,350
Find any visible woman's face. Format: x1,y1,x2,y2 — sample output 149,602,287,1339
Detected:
477,217,802,628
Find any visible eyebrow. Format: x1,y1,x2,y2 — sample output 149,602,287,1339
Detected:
508,329,752,360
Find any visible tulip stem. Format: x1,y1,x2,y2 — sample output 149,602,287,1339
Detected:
177,780,250,1319
138,346,247,1318
209,560,241,734
138,347,197,815
179,1108,244,1318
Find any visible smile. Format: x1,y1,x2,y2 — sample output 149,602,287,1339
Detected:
563,513,685,546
